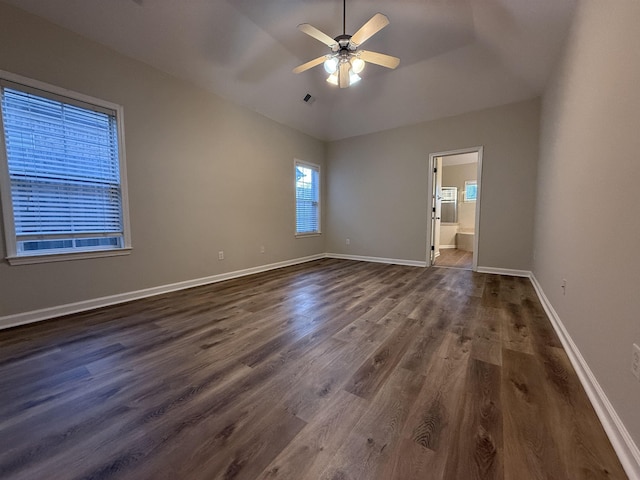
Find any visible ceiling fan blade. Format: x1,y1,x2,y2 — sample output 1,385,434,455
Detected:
359,51,400,69
298,24,337,48
350,13,389,46
293,56,327,74
339,62,350,88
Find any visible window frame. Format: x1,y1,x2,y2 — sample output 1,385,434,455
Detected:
0,70,132,265
294,159,321,237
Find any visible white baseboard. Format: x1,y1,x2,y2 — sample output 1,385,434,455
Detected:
439,245,456,249
476,266,532,277
0,253,326,331
326,253,427,268
530,274,640,479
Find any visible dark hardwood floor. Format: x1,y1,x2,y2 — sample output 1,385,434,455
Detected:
0,259,627,479
434,248,473,269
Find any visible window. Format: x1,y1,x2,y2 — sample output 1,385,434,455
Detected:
0,72,131,265
295,160,320,235
464,180,477,202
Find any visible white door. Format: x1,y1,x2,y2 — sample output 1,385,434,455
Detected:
430,157,443,265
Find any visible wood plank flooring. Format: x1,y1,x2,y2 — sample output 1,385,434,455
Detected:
434,248,473,269
0,259,627,480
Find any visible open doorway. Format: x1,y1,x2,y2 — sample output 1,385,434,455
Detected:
428,147,482,271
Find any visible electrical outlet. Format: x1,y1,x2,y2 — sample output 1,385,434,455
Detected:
218,251,224,261
346,238,351,246
632,344,640,381
260,245,265,254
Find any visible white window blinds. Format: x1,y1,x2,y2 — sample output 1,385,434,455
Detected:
0,79,128,258
295,161,320,235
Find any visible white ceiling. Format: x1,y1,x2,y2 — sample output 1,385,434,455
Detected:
442,152,478,167
4,0,577,141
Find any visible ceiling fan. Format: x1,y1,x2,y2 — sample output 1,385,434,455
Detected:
293,0,400,88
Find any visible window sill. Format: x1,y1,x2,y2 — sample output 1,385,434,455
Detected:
295,232,322,238
6,247,132,266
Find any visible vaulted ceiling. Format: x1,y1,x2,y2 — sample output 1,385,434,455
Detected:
4,0,577,141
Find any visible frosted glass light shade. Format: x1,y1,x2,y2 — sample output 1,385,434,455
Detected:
351,58,365,74
326,72,339,85
349,71,361,85
323,57,338,74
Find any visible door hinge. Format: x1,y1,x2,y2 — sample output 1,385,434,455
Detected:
431,245,435,251
432,207,436,213
433,167,437,173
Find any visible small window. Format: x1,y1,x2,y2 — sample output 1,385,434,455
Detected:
0,72,131,264
295,160,320,235
464,180,477,202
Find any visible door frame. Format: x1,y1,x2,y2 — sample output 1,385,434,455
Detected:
427,146,483,271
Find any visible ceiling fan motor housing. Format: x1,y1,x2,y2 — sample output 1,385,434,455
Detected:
334,34,357,52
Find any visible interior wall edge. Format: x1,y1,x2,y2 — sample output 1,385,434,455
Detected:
0,253,327,331
530,274,640,479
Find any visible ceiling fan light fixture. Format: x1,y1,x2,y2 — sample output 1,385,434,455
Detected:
326,72,339,85
350,57,365,74
348,70,361,86
293,0,399,88
323,57,338,74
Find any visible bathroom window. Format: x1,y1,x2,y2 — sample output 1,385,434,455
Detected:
464,181,477,202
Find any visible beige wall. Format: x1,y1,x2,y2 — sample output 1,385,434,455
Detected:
534,1,640,448
439,225,458,248
0,3,325,317
326,99,540,270
442,163,477,231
